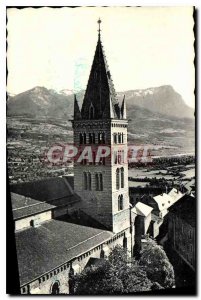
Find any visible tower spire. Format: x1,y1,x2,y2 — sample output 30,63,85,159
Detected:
81,19,120,120
74,94,81,120
97,18,101,39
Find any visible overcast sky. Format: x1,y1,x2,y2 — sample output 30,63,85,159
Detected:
7,6,194,108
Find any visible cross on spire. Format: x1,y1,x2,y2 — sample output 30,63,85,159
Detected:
97,18,102,38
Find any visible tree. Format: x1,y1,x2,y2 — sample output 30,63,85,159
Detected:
72,245,161,295
138,238,175,289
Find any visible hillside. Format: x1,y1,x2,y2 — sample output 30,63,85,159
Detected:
7,85,194,120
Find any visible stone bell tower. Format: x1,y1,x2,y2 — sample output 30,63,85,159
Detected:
72,19,130,233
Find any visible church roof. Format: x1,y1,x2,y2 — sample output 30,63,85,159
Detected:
10,176,81,208
11,193,55,220
80,22,122,120
15,220,113,286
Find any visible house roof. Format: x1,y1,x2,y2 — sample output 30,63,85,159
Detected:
153,193,173,211
153,189,184,211
15,219,113,286
132,202,153,217
169,194,196,227
11,193,55,220
168,188,184,203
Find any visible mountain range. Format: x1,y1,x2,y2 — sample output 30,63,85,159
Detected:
7,85,194,120
7,85,195,156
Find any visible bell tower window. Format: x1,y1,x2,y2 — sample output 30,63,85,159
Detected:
83,172,92,190
79,133,83,145
121,167,124,188
118,195,123,211
116,168,120,190
95,173,103,191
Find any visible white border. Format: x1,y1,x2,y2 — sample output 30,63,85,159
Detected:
1,1,199,299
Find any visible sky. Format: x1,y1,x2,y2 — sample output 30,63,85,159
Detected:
7,6,195,108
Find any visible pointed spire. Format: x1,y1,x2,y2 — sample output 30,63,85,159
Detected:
81,20,121,120
74,94,81,120
97,18,102,40
121,95,127,119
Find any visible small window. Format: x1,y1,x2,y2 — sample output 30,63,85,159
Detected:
118,195,123,211
99,173,103,191
121,167,124,188
116,168,120,190
83,133,86,144
95,173,99,190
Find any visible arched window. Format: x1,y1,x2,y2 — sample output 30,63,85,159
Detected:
118,133,121,144
114,151,118,164
118,195,123,211
98,132,105,144
121,167,124,188
114,133,117,144
99,173,103,191
51,282,60,295
79,133,83,145
116,168,120,190
83,133,86,144
83,172,87,190
95,173,103,191
121,133,124,144
88,173,92,190
95,173,99,191
118,150,122,164
92,133,96,144
89,133,93,144
123,236,127,249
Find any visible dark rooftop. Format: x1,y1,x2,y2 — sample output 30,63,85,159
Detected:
169,194,196,227
15,220,113,286
10,176,81,208
11,193,55,220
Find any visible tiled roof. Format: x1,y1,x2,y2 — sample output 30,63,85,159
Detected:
15,220,113,286
11,193,55,220
10,176,81,208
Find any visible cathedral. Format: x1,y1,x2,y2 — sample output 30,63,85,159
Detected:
10,20,136,294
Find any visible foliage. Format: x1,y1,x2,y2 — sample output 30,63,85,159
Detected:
72,245,162,295
138,238,175,289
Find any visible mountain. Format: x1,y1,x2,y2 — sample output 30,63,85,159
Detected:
117,85,194,119
7,85,194,120
7,86,195,156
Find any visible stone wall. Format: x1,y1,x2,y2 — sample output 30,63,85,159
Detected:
15,210,52,232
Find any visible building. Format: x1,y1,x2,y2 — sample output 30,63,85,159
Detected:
10,20,134,294
72,19,130,234
168,194,196,272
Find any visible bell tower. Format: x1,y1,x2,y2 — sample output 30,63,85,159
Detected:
72,19,130,233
